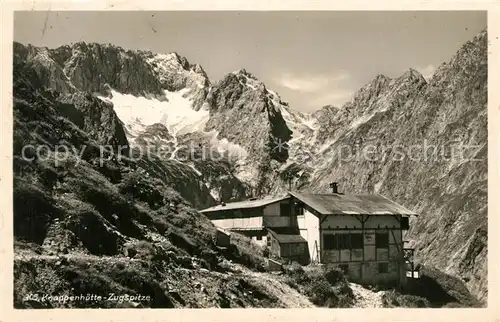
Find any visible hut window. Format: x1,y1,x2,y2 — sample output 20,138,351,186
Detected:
325,233,365,250
280,202,291,216
324,234,336,250
401,217,410,230
350,233,363,249
375,232,389,248
294,206,304,216
378,262,389,273
334,234,350,250
256,235,262,240
324,234,351,250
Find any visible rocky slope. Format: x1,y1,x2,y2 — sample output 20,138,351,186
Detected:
13,41,263,203
290,30,487,300
12,54,322,308
204,69,293,191
13,29,487,301
18,41,211,107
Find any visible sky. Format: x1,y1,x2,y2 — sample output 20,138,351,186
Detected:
14,11,486,112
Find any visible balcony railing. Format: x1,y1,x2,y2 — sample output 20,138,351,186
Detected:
403,246,419,278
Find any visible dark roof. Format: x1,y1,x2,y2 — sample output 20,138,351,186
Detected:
267,228,307,244
290,191,417,216
199,195,289,214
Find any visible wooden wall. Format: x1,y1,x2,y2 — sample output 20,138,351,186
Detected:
263,202,280,217
263,199,297,228
319,214,405,286
280,242,307,257
211,216,263,230
267,233,309,265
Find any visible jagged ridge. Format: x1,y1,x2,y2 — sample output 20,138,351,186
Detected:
12,30,488,302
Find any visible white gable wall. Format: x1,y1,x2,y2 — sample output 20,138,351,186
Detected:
322,215,362,229
320,214,405,286
297,209,406,286
364,215,400,229
297,209,320,262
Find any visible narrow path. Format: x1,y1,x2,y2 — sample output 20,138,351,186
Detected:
247,271,314,308
228,263,315,308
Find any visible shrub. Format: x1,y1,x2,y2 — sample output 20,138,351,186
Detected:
283,264,354,308
118,171,165,210
226,233,267,271
123,240,157,260
64,207,124,256
381,290,431,308
13,180,60,244
403,265,481,307
308,277,338,307
324,267,345,285
60,173,144,240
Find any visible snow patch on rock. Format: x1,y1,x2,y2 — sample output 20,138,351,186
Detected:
98,88,209,144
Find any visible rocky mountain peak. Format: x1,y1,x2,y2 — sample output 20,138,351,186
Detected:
232,68,256,78
169,51,187,65
13,42,213,110
430,28,486,87
354,73,391,98
141,50,211,110
13,42,76,94
13,42,42,61
295,30,488,300
204,70,293,186
399,68,427,85
12,28,488,305
192,63,208,77
54,42,166,96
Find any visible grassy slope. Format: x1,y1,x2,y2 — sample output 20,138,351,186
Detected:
12,57,356,309
12,59,271,308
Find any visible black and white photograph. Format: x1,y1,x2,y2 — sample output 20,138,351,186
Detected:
9,9,489,310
